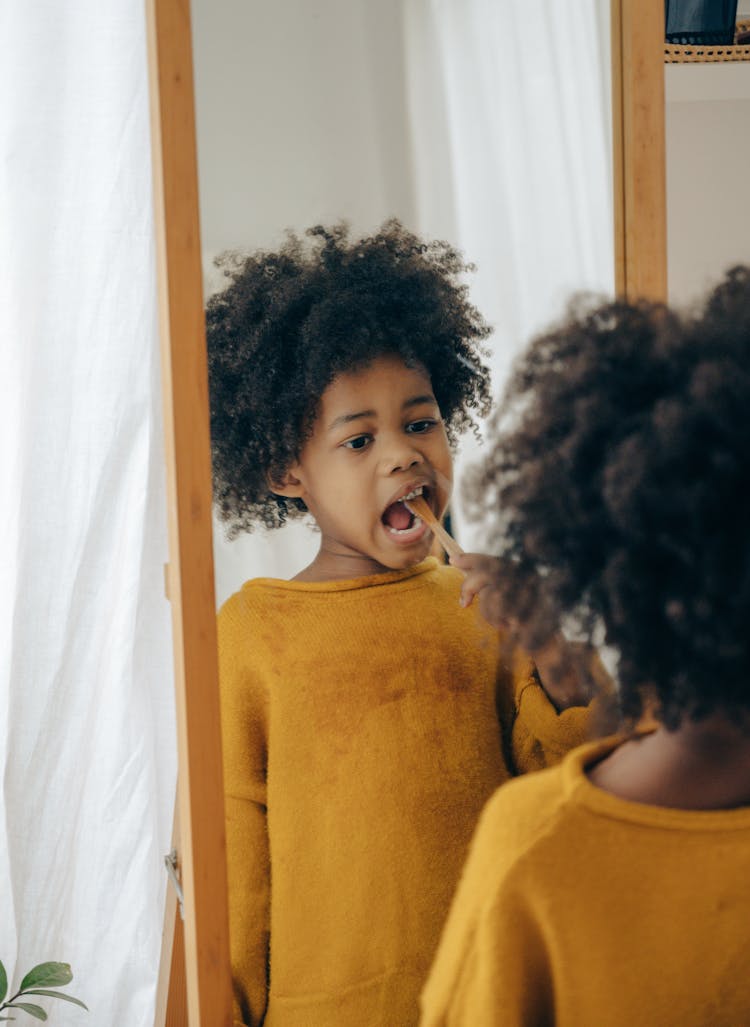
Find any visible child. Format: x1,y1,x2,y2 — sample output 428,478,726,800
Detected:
207,221,594,1027
421,268,750,1026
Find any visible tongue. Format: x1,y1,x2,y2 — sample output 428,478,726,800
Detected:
383,501,413,530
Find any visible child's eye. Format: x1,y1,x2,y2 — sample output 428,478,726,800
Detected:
342,434,372,451
406,419,438,434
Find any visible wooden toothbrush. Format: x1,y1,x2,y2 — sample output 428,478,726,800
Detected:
404,495,464,561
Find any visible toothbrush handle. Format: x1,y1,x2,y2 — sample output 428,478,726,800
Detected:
407,495,464,561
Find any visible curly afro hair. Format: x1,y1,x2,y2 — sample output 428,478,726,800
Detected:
207,219,492,535
465,267,750,730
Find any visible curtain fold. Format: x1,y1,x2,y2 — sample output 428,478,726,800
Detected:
405,0,614,549
0,2,176,1023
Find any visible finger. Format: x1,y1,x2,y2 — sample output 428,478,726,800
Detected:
459,570,494,607
450,552,479,572
450,551,498,574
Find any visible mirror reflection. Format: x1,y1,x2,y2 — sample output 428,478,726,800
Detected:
192,0,614,601
191,2,614,1024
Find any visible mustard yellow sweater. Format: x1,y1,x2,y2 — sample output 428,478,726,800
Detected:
421,736,750,1027
218,557,591,1027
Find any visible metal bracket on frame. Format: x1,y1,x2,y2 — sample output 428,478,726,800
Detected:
164,848,185,920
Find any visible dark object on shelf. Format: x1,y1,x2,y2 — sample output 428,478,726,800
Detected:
665,0,739,45
664,16,750,59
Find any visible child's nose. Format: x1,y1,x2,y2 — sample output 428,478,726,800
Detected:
381,436,423,475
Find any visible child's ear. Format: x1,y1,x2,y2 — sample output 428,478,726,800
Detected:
268,466,305,499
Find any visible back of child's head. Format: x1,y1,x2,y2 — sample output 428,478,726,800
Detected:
467,266,750,729
207,220,492,536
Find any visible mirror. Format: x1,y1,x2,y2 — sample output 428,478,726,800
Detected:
153,0,619,1022
156,0,750,1021
190,0,616,602
150,2,750,1020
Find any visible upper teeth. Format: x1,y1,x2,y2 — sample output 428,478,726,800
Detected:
402,486,424,502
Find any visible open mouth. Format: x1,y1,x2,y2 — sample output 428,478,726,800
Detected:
381,485,430,537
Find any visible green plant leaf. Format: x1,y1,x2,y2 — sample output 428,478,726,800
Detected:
0,960,7,1003
19,964,72,991
6,1005,47,1021
21,991,88,1011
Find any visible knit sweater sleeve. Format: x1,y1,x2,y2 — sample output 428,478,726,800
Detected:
218,596,270,1027
497,647,595,775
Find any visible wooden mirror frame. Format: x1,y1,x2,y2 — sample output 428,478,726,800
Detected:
612,0,667,301
145,1,666,1023
146,0,233,1023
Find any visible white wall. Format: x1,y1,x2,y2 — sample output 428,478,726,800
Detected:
192,0,416,258
666,61,750,306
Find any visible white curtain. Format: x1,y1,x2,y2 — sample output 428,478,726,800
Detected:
405,0,614,550
0,2,176,1024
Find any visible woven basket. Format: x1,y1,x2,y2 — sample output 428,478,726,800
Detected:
665,18,750,61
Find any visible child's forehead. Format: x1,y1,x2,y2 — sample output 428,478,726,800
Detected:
323,354,433,399
314,354,436,424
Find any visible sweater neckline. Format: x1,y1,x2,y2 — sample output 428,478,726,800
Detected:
564,737,750,830
242,556,441,594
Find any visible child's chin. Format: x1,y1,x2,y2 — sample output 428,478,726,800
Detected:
382,543,432,569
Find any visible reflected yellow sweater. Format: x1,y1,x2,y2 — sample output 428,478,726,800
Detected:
421,737,750,1027
218,558,591,1027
